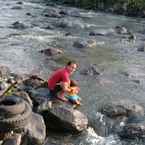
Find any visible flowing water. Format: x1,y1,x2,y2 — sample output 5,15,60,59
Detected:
1,0,145,144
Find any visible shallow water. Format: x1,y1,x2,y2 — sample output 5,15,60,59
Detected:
1,0,145,144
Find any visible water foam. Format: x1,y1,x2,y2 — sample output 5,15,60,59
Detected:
77,127,121,145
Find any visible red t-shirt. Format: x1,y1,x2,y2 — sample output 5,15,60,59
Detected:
48,67,70,90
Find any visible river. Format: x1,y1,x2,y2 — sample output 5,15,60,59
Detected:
1,0,145,144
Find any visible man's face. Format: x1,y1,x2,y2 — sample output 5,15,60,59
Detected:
68,63,77,74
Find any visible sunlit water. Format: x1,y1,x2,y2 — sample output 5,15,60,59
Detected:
1,0,145,144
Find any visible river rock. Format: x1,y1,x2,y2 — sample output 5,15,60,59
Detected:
42,103,88,133
101,98,144,118
56,18,85,29
26,12,31,16
44,24,54,30
11,6,22,10
20,75,45,92
120,115,145,138
80,64,101,76
65,9,81,17
114,26,128,34
89,29,114,36
10,21,27,30
137,44,145,52
16,1,23,5
43,9,62,18
39,48,63,57
28,87,51,111
23,113,46,145
73,39,96,49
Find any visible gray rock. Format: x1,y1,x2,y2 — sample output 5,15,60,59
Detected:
137,44,145,52
21,75,45,91
28,87,52,111
16,2,23,5
73,39,96,49
80,64,101,76
43,9,62,18
24,113,46,145
11,6,22,10
10,21,27,30
114,26,128,34
56,18,85,29
101,98,144,118
39,48,63,57
121,115,145,138
89,29,114,36
42,103,88,133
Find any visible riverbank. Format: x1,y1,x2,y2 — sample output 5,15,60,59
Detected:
49,0,145,18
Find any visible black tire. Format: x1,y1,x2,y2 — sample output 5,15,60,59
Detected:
0,101,32,132
0,96,25,116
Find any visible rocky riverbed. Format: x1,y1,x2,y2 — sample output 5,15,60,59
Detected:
1,0,145,145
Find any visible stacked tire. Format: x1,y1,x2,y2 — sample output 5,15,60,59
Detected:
0,95,32,132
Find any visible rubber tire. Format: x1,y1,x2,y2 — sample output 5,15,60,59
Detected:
0,96,25,116
0,101,32,132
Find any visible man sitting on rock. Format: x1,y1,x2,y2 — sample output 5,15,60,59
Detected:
48,61,78,102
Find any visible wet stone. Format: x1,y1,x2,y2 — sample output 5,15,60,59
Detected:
11,6,22,10
137,45,145,52
39,48,63,57
23,113,46,145
43,9,62,18
80,64,101,76
10,21,27,30
121,115,145,138
26,12,31,16
16,1,23,5
41,103,88,133
101,99,144,118
73,39,96,49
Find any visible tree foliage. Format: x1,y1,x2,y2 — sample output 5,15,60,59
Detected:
62,0,145,16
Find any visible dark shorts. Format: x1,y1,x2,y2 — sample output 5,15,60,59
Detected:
49,84,63,98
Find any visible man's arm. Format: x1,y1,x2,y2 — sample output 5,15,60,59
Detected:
61,82,71,93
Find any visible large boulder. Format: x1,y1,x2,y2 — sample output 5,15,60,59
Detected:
80,64,101,76
23,113,46,145
101,99,144,118
19,75,45,92
120,115,145,138
28,87,51,111
42,103,88,133
99,98,145,138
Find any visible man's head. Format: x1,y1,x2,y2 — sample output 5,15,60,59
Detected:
66,61,78,74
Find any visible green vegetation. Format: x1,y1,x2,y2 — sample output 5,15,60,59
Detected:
61,0,145,17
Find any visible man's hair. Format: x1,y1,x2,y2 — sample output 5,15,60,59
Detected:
66,60,77,66
70,80,78,87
